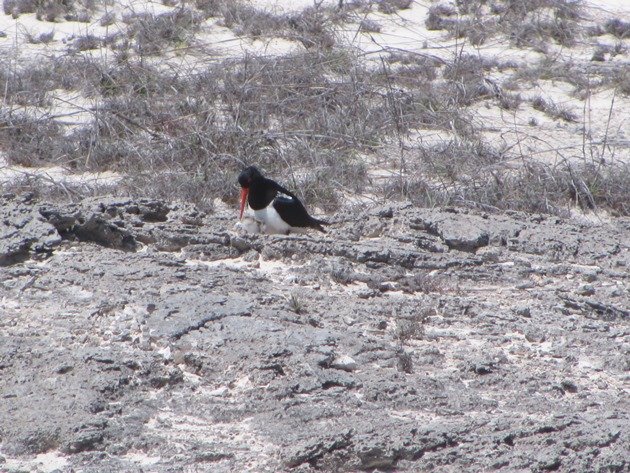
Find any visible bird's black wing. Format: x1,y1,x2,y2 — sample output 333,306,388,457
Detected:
272,195,327,232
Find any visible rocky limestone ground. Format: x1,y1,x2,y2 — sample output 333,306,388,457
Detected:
0,193,628,472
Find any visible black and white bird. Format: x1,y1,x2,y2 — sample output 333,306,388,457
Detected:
238,166,327,234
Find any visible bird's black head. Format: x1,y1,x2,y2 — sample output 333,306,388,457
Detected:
238,166,264,188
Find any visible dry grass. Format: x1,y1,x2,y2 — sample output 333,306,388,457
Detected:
613,68,630,96
425,0,584,48
0,110,63,166
387,156,630,217
66,45,484,209
604,19,630,39
394,305,432,347
0,173,120,203
531,96,578,122
377,0,413,14
0,56,102,105
3,0,100,21
194,0,340,48
509,56,597,96
124,7,203,56
4,47,416,207
25,30,55,45
1,0,628,217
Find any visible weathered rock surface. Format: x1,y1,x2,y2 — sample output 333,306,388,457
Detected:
0,193,61,265
0,194,628,472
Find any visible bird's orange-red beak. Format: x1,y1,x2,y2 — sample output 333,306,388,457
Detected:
239,187,249,220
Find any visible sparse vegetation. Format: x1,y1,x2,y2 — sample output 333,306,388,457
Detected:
425,0,584,48
3,38,492,209
218,2,289,38
604,18,630,39
377,0,413,14
25,30,55,44
125,8,203,55
72,34,101,52
498,91,522,110
531,96,578,122
0,0,627,217
99,10,115,27
3,0,100,22
509,56,595,96
288,293,305,314
0,111,63,166
394,305,431,344
389,157,630,217
359,18,381,33
193,0,342,48
613,68,630,96
0,57,101,105
425,4,457,32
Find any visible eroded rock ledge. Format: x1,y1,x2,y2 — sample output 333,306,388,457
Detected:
0,194,628,472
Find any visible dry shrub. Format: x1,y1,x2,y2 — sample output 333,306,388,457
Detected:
613,68,630,96
378,0,413,14
25,30,55,45
71,34,101,52
194,0,339,48
4,50,411,207
476,162,630,216
531,96,578,122
3,0,99,21
100,10,116,26
125,8,203,55
286,6,338,49
0,57,103,106
388,153,630,216
503,0,584,47
359,19,381,33
3,0,625,218
604,19,630,39
416,139,503,182
0,174,120,204
498,91,523,110
8,47,484,208
503,0,583,20
427,3,497,46
383,53,440,87
512,16,579,48
425,0,583,47
0,68,51,107
511,57,592,95
3,0,37,16
0,111,63,166
441,54,498,106
98,61,179,97
221,2,288,38
425,4,457,31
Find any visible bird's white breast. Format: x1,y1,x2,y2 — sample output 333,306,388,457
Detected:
254,206,291,234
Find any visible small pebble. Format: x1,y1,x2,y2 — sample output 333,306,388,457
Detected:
514,305,531,318
583,272,598,282
207,386,229,397
331,355,358,372
561,380,578,393
577,284,595,296
516,281,536,290
525,331,546,343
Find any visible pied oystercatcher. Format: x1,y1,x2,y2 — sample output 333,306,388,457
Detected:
238,166,327,234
